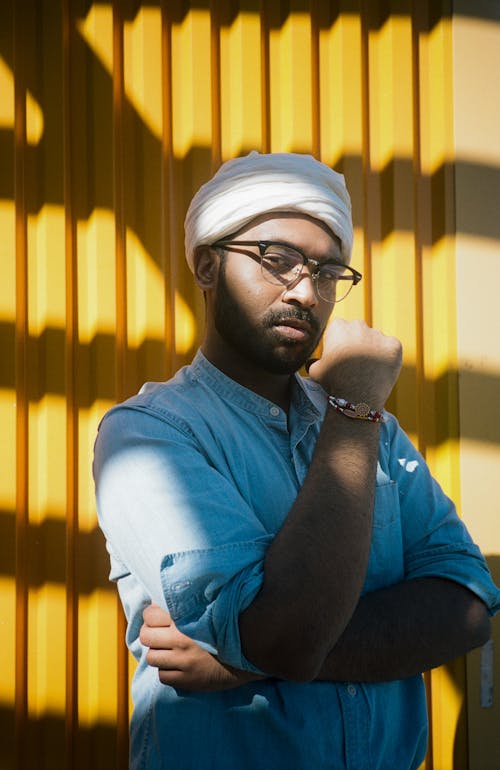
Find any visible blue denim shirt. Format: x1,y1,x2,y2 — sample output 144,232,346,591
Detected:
94,350,500,770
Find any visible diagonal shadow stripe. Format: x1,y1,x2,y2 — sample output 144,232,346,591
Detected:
3,503,500,591
0,704,119,768
0,321,173,404
2,320,500,446
0,3,499,265
91,0,500,30
0,508,113,592
1,121,499,248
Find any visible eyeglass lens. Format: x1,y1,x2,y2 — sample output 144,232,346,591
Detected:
260,244,354,303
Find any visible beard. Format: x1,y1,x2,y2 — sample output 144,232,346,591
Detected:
213,259,325,375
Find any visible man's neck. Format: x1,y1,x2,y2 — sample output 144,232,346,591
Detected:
200,340,294,413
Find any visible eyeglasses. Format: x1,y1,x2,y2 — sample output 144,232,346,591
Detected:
212,239,362,304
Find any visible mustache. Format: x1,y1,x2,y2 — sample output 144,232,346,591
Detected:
264,308,320,333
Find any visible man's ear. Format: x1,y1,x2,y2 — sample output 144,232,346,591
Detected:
193,245,219,290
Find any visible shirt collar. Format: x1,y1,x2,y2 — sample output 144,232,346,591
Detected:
190,349,324,423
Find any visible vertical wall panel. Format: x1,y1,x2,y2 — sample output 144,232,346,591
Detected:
111,6,130,764
269,4,314,151
0,0,17,754
415,7,467,770
219,6,263,157
1,2,499,769
12,1,30,766
452,5,500,769
62,4,79,768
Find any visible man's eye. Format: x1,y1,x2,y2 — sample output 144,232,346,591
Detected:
263,254,295,273
318,267,343,282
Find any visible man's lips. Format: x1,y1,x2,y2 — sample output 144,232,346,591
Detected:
271,317,315,340
265,309,319,344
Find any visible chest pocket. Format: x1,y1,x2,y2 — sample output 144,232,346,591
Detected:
362,480,404,594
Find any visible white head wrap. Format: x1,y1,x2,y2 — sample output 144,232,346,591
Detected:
184,151,353,271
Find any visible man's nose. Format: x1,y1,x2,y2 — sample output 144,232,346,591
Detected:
282,268,318,307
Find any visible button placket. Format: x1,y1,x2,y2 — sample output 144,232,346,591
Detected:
338,683,370,770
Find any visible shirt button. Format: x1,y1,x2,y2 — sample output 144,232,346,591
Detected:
269,406,280,417
347,684,357,697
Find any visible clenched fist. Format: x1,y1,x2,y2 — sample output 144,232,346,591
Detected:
307,319,402,411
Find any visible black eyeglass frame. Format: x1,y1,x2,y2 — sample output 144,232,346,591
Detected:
212,239,362,304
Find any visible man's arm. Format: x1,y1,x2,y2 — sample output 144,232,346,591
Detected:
317,577,490,682
238,319,403,681
141,577,490,691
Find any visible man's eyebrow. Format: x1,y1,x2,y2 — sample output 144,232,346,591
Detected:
317,253,344,264
306,250,344,266
266,239,343,263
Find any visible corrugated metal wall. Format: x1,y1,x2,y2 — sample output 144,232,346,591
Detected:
1,1,499,768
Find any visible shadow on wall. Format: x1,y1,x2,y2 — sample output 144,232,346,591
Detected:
0,707,118,770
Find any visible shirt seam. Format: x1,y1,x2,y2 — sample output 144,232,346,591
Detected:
103,402,199,441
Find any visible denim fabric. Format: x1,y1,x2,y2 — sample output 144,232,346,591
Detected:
94,350,500,770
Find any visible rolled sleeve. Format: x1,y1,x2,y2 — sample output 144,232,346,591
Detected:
382,416,500,615
161,542,271,672
94,405,273,668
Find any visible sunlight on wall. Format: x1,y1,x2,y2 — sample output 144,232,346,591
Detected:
174,290,196,354
0,577,15,705
76,5,113,81
220,12,262,157
269,12,312,151
453,15,500,167
453,14,500,551
27,584,66,716
455,236,500,551
29,396,67,515
78,591,119,726
453,13,500,769
0,55,44,144
429,661,466,768
420,18,455,175
77,208,117,341
172,10,213,157
124,9,163,139
318,13,362,162
368,15,414,170
78,5,164,140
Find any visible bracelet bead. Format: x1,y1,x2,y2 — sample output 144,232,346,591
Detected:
327,395,386,423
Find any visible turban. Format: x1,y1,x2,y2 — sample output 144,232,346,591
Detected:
184,151,353,271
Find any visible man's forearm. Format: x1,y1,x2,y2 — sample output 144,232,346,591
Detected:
316,577,491,683
238,320,403,681
239,410,378,680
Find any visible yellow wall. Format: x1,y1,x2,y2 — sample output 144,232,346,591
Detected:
1,2,499,768
452,4,500,769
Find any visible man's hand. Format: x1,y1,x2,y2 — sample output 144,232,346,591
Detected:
308,318,402,410
140,604,263,691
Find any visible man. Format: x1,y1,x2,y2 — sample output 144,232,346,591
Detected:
94,152,500,770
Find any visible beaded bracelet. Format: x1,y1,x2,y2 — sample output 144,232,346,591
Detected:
327,395,386,423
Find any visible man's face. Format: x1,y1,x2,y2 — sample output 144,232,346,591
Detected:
211,213,342,375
